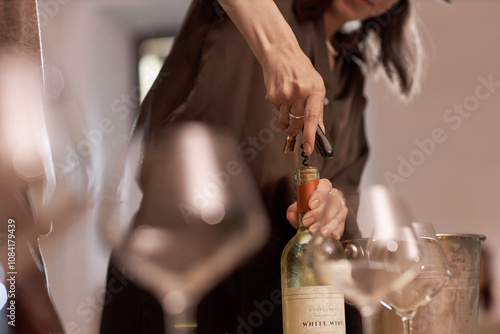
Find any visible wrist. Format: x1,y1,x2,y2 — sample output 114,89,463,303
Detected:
259,39,302,68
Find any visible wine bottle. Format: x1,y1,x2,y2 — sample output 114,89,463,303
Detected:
280,166,346,334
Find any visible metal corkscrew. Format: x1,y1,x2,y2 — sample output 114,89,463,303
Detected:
300,144,309,166
283,126,334,164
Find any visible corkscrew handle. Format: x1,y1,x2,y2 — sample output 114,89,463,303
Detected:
315,126,334,159
283,126,334,159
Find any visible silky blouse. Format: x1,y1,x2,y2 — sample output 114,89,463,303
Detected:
138,0,368,242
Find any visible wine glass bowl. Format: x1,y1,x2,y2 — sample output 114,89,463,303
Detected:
307,185,422,334
383,222,451,334
107,122,270,333
314,236,421,314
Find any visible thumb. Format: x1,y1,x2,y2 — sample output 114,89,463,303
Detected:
287,202,298,229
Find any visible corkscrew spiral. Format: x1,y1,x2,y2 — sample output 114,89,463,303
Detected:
301,144,309,166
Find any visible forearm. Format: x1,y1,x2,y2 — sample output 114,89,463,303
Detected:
218,0,325,155
218,0,302,65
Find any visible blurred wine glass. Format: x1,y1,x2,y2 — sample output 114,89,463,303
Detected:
308,185,422,334
105,122,269,333
382,222,451,334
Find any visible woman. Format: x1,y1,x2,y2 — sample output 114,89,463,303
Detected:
100,0,434,332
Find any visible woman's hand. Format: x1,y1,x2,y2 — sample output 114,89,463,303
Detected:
217,0,325,156
286,179,347,239
262,48,326,155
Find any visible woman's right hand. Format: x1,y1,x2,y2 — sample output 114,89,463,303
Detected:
217,0,325,156
262,47,326,156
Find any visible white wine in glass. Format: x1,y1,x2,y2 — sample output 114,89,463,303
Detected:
309,185,422,334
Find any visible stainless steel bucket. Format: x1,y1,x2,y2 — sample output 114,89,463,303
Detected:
376,233,486,334
412,234,486,334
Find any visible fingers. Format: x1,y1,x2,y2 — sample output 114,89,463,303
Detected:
278,103,290,130
304,186,348,239
287,183,348,240
275,92,324,155
301,93,324,155
262,52,325,152
286,201,298,229
302,180,333,228
276,93,324,154
288,179,331,230
307,178,332,211
300,179,333,226
316,189,347,239
287,101,305,137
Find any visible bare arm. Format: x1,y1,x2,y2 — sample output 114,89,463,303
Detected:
218,0,325,155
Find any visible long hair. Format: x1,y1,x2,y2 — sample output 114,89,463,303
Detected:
294,0,422,98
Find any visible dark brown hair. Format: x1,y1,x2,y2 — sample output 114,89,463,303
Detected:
294,0,422,98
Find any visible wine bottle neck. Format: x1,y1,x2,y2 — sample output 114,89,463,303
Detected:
297,212,308,231
295,165,320,233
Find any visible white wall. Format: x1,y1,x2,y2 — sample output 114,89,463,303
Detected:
38,0,500,333
358,0,500,315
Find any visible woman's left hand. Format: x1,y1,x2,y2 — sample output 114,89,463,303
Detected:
286,179,348,239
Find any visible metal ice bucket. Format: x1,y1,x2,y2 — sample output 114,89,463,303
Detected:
412,234,486,334
377,233,486,334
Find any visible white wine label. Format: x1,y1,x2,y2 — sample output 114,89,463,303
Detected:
283,286,346,334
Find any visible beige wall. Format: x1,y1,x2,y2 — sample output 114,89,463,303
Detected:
358,0,500,317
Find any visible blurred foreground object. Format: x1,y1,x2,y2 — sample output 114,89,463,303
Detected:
103,122,270,333
308,185,422,334
382,222,451,334
377,233,487,333
0,57,64,334
0,0,65,332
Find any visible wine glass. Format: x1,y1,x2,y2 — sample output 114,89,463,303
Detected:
382,222,451,334
307,185,422,334
104,122,270,333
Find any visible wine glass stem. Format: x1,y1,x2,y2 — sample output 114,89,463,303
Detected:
164,308,196,334
402,316,413,334
360,307,379,334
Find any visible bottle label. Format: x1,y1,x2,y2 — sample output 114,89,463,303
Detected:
282,286,346,334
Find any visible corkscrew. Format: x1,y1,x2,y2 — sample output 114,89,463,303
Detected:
300,144,309,166
283,126,334,166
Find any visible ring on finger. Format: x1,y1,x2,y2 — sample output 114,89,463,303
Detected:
289,112,304,120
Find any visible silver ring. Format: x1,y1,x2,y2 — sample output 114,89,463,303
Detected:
288,112,304,120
